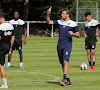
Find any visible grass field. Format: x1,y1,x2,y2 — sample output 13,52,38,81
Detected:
2,37,100,90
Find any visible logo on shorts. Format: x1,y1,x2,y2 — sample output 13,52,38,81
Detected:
19,47,22,51
66,51,68,55
92,45,95,48
85,46,87,48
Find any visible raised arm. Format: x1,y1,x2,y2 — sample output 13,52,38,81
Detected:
46,6,54,24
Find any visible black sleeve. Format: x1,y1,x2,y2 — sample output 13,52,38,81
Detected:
85,26,87,31
0,30,2,36
22,24,26,29
11,30,15,36
97,24,100,29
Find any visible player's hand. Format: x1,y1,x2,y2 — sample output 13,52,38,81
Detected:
84,34,88,38
23,39,26,45
96,33,98,36
68,31,74,35
47,6,52,15
9,48,12,56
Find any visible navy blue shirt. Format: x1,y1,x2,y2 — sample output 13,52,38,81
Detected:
53,20,79,47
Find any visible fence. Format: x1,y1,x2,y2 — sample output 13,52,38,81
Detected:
25,21,54,37
23,21,100,37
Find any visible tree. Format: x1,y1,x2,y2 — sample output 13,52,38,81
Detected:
23,0,29,20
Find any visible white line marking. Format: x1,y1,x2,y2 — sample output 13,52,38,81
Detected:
8,70,59,86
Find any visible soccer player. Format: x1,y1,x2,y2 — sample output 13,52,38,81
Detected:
0,14,15,88
5,11,27,69
46,6,80,86
84,12,100,70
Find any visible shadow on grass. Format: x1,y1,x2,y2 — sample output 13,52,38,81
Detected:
10,66,20,68
45,81,61,86
72,65,80,68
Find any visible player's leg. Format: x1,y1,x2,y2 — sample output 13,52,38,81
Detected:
0,55,8,88
62,47,72,86
4,52,12,68
85,41,92,69
91,49,96,70
16,38,24,69
5,41,15,68
57,45,65,85
86,49,92,69
19,50,24,69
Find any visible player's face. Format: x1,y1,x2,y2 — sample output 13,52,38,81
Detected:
14,12,20,19
61,11,69,20
86,15,92,21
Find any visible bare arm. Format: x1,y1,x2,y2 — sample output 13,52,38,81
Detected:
23,28,27,45
96,30,100,36
9,36,15,55
84,30,88,38
68,31,80,38
10,36,15,50
46,6,54,24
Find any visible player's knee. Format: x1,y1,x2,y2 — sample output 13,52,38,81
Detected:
87,52,90,55
91,52,95,56
19,51,22,55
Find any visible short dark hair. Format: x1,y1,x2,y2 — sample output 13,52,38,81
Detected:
63,9,71,17
85,12,91,17
14,11,20,15
0,14,4,18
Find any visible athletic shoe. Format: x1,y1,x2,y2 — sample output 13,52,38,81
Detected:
60,79,66,86
4,65,10,68
0,85,8,89
65,81,72,86
92,66,96,70
20,66,24,69
87,66,92,69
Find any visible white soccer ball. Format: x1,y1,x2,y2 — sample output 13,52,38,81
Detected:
80,63,87,70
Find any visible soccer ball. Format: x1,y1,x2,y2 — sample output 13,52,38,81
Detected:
80,63,87,70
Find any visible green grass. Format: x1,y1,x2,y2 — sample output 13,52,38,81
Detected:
2,37,100,90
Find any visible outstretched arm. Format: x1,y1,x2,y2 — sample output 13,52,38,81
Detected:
46,6,54,24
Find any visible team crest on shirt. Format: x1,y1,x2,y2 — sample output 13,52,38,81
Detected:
91,23,93,25
4,31,12,36
68,23,70,25
63,25,66,28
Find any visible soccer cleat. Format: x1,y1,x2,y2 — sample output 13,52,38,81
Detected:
20,66,24,69
60,79,66,86
0,85,8,89
87,66,92,69
65,81,72,86
92,66,96,70
4,65,10,68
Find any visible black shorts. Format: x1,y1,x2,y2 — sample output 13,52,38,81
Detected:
12,38,22,52
85,41,96,49
0,45,10,65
